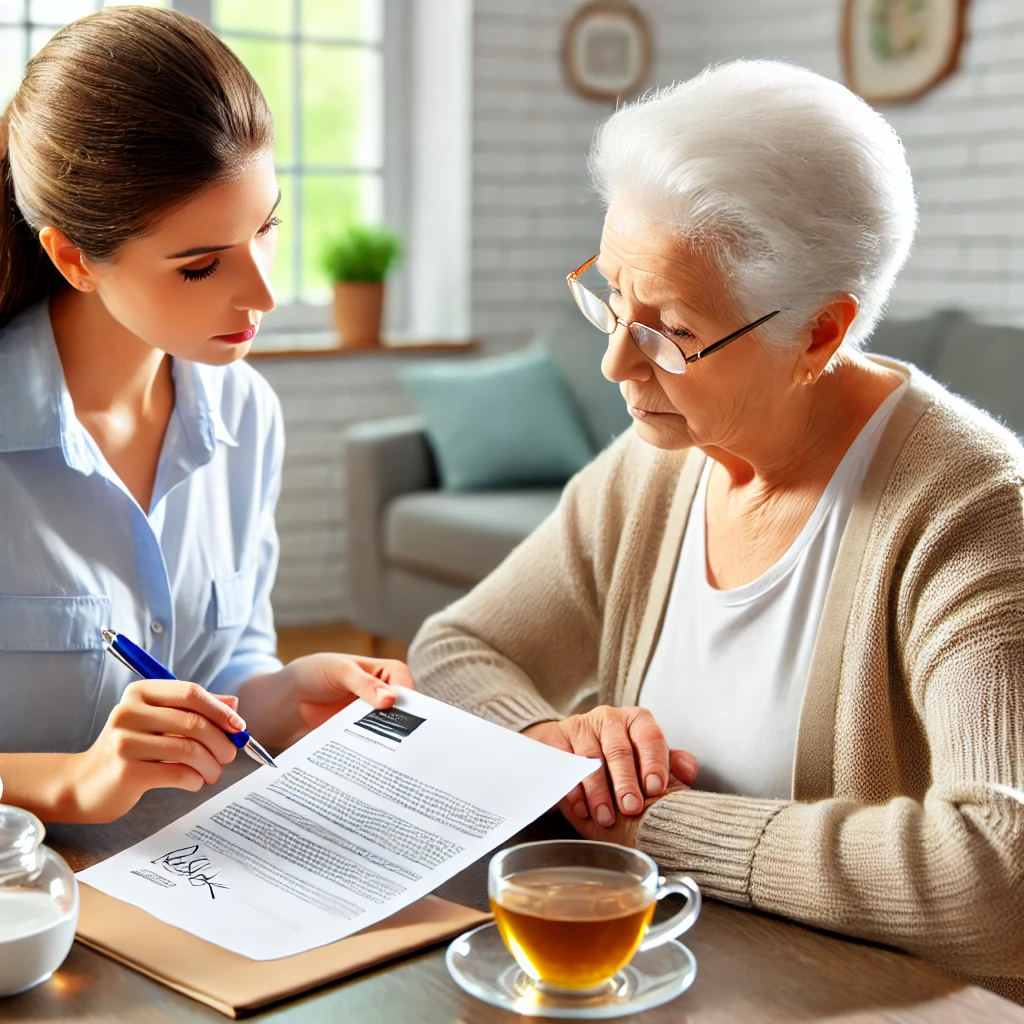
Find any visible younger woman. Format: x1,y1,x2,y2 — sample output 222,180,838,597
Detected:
0,7,410,823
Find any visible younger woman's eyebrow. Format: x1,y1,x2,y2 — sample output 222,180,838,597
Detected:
165,189,282,259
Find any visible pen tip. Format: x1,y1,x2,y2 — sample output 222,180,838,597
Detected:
101,627,116,643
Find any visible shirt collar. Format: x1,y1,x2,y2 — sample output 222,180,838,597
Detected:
172,358,240,462
0,302,72,455
0,301,239,464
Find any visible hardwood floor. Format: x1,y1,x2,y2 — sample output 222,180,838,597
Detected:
275,622,409,665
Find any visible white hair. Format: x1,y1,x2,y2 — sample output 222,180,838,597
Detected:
589,60,918,350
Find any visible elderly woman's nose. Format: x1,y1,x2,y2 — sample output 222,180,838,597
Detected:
602,322,652,384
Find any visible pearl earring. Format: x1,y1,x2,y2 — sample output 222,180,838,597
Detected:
806,371,813,383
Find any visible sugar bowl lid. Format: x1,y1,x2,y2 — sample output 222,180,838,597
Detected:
0,804,46,882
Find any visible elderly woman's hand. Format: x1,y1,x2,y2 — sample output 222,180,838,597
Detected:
560,781,691,847
522,706,697,827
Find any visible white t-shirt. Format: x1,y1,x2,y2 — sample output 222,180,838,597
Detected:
639,382,908,799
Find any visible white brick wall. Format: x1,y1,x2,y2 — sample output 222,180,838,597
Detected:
470,0,700,351
471,0,1024,344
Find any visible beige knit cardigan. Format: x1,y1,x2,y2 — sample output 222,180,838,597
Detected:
409,360,1024,1000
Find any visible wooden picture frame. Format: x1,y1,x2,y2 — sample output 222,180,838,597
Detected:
562,2,653,102
843,0,970,104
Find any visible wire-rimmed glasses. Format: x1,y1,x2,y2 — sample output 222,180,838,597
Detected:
567,254,781,375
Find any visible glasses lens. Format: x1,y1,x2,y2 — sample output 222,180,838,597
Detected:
629,323,687,374
569,280,617,334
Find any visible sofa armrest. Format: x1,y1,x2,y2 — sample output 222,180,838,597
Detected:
343,417,437,635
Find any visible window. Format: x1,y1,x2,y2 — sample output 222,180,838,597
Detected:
213,1,384,311
1,0,389,330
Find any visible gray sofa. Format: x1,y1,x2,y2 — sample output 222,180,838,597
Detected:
344,307,1024,641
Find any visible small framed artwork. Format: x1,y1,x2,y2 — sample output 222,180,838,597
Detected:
562,2,652,102
843,0,970,104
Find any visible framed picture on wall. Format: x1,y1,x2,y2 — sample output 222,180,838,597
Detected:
843,0,970,104
562,2,652,102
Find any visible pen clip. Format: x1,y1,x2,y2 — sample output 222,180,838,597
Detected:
104,642,143,678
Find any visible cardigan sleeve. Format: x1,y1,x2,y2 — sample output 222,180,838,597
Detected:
408,434,634,733
636,472,1024,983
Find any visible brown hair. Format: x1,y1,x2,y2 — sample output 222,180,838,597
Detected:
0,6,273,330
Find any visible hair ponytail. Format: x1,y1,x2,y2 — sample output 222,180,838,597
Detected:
0,7,273,332
0,110,61,330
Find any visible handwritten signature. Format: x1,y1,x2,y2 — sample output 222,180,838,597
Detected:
151,845,228,899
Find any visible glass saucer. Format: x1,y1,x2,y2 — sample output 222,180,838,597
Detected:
445,922,697,1019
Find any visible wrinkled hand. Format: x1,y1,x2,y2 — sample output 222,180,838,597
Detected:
70,680,246,822
284,652,415,730
522,705,697,828
560,783,691,847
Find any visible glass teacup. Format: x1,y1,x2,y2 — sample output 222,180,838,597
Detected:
488,840,700,995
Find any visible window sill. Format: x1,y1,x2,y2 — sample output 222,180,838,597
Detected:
247,333,477,360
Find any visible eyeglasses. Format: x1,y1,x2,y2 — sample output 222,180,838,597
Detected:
567,254,781,375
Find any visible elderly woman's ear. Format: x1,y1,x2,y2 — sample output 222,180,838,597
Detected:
797,295,860,383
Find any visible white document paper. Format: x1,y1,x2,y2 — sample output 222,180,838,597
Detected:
78,689,599,960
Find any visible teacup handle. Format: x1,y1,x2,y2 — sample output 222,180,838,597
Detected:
637,873,701,952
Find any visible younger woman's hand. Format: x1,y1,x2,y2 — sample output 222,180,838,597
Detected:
522,706,697,828
69,679,246,822
283,653,415,731
237,653,416,748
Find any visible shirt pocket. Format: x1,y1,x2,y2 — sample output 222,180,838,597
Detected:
0,594,111,753
212,564,259,631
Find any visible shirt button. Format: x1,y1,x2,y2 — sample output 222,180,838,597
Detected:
150,620,165,635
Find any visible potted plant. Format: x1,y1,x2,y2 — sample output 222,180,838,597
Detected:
321,224,402,349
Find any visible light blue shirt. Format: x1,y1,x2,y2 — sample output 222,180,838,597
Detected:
0,302,284,754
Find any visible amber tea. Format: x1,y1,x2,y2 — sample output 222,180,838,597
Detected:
491,866,656,990
487,841,701,997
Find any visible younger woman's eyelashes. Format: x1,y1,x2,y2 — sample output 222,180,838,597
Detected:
259,216,282,237
180,260,219,282
178,216,282,283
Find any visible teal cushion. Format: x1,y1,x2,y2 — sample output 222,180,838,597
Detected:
398,347,595,491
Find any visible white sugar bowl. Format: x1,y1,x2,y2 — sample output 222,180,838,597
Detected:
0,803,79,997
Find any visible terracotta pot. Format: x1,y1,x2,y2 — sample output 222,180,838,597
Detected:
332,281,384,349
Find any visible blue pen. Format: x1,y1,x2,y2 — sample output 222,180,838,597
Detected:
101,628,278,769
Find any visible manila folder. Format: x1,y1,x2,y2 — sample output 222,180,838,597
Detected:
75,881,490,1017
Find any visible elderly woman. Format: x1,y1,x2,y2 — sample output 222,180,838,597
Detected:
409,60,1024,998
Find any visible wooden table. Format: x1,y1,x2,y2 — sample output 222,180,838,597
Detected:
8,760,1021,1023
